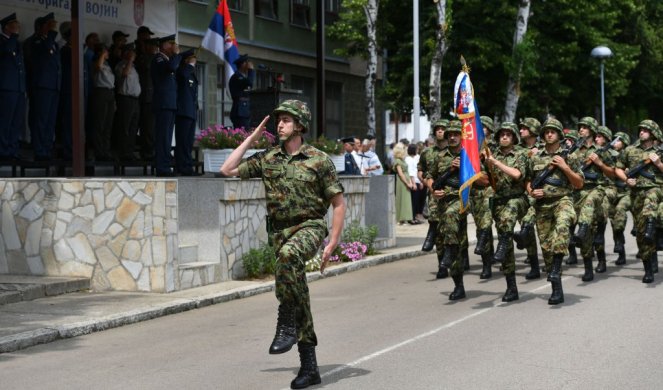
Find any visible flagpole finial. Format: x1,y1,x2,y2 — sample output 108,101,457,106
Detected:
460,55,470,73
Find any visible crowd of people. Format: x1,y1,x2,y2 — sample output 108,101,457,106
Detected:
0,12,201,176
417,115,663,305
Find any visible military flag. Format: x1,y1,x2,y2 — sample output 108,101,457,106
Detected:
453,58,485,212
201,0,240,87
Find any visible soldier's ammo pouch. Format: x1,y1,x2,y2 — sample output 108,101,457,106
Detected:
446,177,460,188
543,176,566,187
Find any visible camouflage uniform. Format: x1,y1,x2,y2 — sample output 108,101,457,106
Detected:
615,119,663,283
238,100,344,348
607,132,631,264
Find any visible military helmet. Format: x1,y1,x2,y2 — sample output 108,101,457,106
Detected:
613,131,630,146
272,99,311,133
445,120,462,138
519,117,541,136
480,116,494,133
596,125,612,140
577,116,599,133
494,121,520,144
637,119,662,140
431,119,449,134
541,117,564,134
565,129,579,141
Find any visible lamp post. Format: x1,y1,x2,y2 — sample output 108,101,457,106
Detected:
590,46,613,126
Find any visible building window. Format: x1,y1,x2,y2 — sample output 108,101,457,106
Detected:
325,81,343,139
291,0,310,28
325,0,340,24
256,0,278,20
228,0,243,10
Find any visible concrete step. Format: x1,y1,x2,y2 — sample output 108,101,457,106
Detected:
0,275,90,306
179,243,198,264
177,261,220,290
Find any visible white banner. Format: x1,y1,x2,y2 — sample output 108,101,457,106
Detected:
0,0,176,43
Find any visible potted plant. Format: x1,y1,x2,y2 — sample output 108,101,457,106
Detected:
308,136,344,172
196,125,276,174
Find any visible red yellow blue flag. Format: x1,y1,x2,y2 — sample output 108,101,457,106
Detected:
201,0,240,87
453,61,485,212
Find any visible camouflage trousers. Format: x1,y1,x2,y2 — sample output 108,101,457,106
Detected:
518,196,539,257
471,187,494,253
631,187,662,261
573,187,605,258
534,196,576,274
492,196,528,274
271,220,327,346
434,195,468,276
426,190,439,222
606,187,631,233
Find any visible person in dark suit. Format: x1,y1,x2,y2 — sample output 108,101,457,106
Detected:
28,12,60,161
135,37,157,160
151,34,181,176
228,54,254,129
0,13,26,160
57,22,73,160
339,137,361,175
175,49,199,175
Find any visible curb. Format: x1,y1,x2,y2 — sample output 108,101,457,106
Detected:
0,247,429,354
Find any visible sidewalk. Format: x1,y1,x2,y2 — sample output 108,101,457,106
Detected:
1,221,467,354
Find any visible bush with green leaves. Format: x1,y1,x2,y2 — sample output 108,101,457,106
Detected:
341,221,379,255
242,244,278,279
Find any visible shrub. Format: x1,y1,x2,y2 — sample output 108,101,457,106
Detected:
341,221,379,255
196,125,276,149
242,244,277,278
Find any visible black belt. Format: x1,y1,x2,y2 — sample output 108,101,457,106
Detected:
535,195,566,205
493,194,526,205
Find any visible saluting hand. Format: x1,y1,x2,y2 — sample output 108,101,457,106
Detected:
249,116,270,146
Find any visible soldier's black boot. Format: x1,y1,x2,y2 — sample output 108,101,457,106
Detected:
615,248,626,265
581,258,594,282
651,252,658,274
422,221,438,252
290,343,321,389
449,274,466,300
593,222,607,246
474,229,491,255
525,254,541,280
493,233,512,263
644,218,656,243
613,230,625,254
436,252,449,279
630,225,637,237
548,254,565,305
566,244,578,265
480,253,492,279
573,223,589,245
462,247,470,271
502,272,519,302
657,228,663,251
642,258,654,284
269,305,297,354
440,245,458,268
513,223,532,250
595,250,607,273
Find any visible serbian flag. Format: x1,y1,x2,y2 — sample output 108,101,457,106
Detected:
201,0,240,87
453,65,485,212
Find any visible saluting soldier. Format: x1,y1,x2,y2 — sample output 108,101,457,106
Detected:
526,118,584,305
220,100,345,389
175,49,199,175
228,54,254,129
614,120,663,283
0,13,26,160
608,132,632,265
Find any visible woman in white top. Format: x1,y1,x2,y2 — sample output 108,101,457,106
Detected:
405,143,425,223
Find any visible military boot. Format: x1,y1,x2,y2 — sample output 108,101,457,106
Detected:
513,223,533,250
269,305,297,354
651,252,659,274
613,229,625,254
642,258,654,284
462,247,470,271
474,229,491,255
422,221,438,252
573,223,589,244
644,218,656,244
525,254,541,280
449,274,466,300
566,244,578,265
436,251,449,279
493,233,512,263
615,247,626,265
548,254,565,305
630,225,637,237
595,249,607,273
502,272,519,302
593,221,607,246
657,228,663,251
581,258,594,282
290,343,322,389
480,253,492,279
440,245,458,268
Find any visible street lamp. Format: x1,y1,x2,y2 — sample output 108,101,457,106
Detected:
590,45,613,125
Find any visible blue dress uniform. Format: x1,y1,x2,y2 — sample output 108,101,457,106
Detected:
175,50,198,175
28,14,60,160
0,13,26,159
228,54,254,129
151,35,181,176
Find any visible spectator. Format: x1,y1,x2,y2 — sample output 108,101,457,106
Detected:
90,43,116,160
135,37,157,160
360,139,383,176
385,142,395,173
113,43,141,161
109,30,129,69
58,22,72,160
0,12,26,160
393,142,414,225
84,32,100,156
352,136,362,171
175,49,199,175
405,143,425,223
339,136,360,175
228,54,254,129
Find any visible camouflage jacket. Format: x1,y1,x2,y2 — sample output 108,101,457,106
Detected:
574,142,614,187
492,147,528,198
427,147,486,193
528,144,584,198
616,143,663,188
418,143,445,175
238,143,344,227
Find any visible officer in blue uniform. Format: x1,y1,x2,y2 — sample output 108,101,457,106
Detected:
228,54,254,129
0,13,26,160
151,34,181,176
28,12,60,161
175,49,199,175
58,22,73,160
339,137,361,175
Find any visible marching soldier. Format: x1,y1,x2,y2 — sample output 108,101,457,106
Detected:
526,118,584,305
0,13,26,160
614,120,663,283
485,122,529,301
472,116,496,280
592,125,618,272
608,132,631,265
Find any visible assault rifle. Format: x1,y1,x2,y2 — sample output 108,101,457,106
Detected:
626,144,663,179
530,138,584,189
432,166,457,191
581,136,620,171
